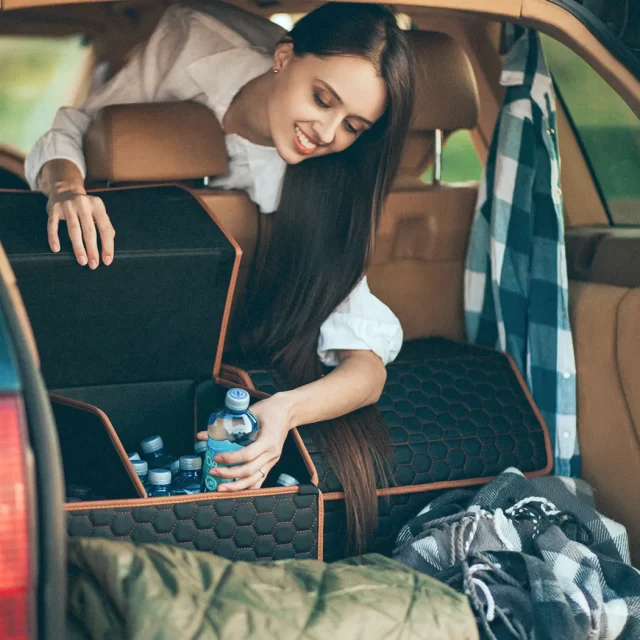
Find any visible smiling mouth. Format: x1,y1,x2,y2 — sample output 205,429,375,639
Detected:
294,124,317,155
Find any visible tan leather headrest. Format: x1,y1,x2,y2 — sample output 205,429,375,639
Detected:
407,31,479,132
85,102,228,182
396,31,479,186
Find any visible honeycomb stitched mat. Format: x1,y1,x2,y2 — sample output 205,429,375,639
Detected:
232,338,550,494
67,491,321,562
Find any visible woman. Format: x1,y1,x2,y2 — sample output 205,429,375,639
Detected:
26,1,414,550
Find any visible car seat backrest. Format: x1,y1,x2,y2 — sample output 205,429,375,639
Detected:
369,29,480,342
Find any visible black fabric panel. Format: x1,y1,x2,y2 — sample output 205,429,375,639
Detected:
0,170,28,190
231,338,550,493
52,400,139,500
0,186,235,387
52,380,198,460
67,491,321,561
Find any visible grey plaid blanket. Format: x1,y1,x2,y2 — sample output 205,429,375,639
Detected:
393,468,640,639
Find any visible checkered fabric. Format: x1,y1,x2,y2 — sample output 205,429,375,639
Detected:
393,468,640,640
464,29,579,477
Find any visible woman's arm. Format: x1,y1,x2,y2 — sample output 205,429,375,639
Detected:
284,349,387,426
25,5,193,266
200,349,387,491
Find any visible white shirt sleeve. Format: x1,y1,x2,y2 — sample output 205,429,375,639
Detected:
317,276,403,367
24,5,201,190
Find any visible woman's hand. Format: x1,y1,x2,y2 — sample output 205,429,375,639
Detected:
196,392,295,492
46,184,115,268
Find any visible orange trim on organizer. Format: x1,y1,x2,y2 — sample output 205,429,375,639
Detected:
317,491,324,562
65,484,303,511
50,393,148,499
322,461,552,502
502,351,554,476
290,428,319,487
219,364,256,390
186,188,242,379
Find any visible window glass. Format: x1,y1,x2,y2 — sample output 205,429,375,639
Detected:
543,35,640,224
0,36,88,153
421,130,483,184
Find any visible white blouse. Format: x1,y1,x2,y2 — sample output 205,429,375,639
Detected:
25,2,403,367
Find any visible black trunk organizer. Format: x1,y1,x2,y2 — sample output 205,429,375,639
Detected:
228,337,552,561
0,185,323,562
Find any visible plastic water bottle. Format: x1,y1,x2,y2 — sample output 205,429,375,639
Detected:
202,388,259,492
276,473,300,487
194,440,207,463
147,468,172,497
172,455,202,495
140,436,179,475
131,459,149,488
128,452,141,461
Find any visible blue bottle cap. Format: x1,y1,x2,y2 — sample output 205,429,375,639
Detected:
132,459,148,475
194,440,207,454
148,468,172,485
128,452,141,461
180,455,202,471
141,435,164,454
225,388,250,412
277,473,300,487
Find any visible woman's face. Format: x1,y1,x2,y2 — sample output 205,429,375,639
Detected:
268,45,388,164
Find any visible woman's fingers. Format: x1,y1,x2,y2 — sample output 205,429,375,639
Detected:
78,198,99,268
46,208,61,253
63,200,88,266
211,450,274,482
217,470,265,492
217,455,278,492
91,197,115,265
46,193,114,267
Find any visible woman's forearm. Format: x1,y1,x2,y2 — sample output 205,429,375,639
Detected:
38,159,85,197
280,350,387,430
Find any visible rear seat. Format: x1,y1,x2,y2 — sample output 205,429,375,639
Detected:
369,31,480,342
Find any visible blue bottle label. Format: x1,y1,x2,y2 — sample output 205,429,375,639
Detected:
202,445,239,492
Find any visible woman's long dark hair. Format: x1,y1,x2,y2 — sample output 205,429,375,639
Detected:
240,3,414,552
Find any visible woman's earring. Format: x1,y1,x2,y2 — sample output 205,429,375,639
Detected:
272,68,279,74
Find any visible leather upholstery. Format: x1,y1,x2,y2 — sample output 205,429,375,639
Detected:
84,102,228,182
569,281,640,565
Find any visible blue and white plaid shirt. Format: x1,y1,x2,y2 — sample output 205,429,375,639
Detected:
464,29,579,477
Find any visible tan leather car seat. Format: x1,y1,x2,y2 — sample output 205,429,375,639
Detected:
368,31,480,343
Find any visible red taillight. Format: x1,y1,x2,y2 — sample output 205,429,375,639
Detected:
0,395,33,640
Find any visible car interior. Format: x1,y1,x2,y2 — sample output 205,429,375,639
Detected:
0,0,638,624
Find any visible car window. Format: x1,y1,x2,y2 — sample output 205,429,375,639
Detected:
0,36,90,154
421,130,482,183
542,35,640,225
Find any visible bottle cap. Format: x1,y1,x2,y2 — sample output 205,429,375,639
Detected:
141,435,164,454
194,440,207,454
128,452,141,461
277,473,300,487
169,459,180,475
225,388,250,412
131,459,148,475
180,455,202,471
148,468,171,485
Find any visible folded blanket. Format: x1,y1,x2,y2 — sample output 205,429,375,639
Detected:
393,468,640,640
67,537,478,640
